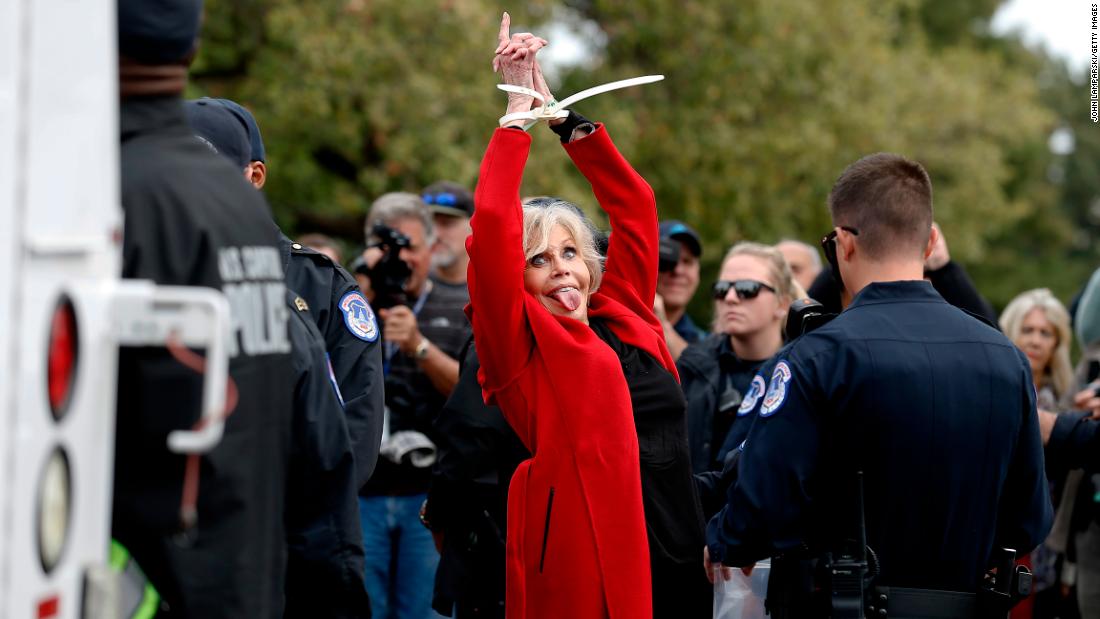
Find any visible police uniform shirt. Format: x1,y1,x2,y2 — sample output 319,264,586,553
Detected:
283,291,369,615
679,333,770,475
115,96,293,617
707,280,1053,591
281,236,384,489
674,313,706,345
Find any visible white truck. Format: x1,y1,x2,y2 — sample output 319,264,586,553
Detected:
0,1,231,617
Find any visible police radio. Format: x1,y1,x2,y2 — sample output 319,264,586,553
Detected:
822,471,874,619
785,297,836,341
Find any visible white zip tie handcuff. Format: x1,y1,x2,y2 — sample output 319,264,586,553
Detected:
497,74,665,130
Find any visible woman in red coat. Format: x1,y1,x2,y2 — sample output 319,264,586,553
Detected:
465,16,703,619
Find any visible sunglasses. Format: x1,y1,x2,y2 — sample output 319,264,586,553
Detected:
712,279,777,301
422,192,460,207
820,226,860,271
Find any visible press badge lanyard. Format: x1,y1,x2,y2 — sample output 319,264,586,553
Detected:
383,279,432,374
497,74,665,130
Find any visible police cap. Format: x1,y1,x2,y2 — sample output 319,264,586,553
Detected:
184,99,251,170
118,0,204,65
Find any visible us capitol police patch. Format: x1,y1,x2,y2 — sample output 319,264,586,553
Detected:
760,361,792,417
339,291,379,342
738,374,767,416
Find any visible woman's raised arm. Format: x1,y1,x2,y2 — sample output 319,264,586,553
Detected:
563,127,660,307
466,14,548,393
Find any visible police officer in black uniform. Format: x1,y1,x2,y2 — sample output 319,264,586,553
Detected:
114,1,294,615
284,290,371,617
706,153,1053,617
282,237,385,489
184,98,370,617
187,96,386,489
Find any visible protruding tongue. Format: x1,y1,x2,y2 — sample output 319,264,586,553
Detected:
551,288,583,311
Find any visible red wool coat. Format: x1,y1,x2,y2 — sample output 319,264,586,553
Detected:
466,125,677,619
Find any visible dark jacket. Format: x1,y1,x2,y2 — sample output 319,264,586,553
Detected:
708,281,1052,592
1047,410,1100,474
281,238,384,489
678,333,769,476
284,290,370,618
115,96,293,617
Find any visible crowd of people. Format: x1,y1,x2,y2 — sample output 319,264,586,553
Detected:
111,2,1100,618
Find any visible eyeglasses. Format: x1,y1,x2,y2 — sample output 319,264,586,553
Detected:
820,226,860,269
712,279,777,301
422,192,459,207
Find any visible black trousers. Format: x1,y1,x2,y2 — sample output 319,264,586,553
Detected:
652,555,712,618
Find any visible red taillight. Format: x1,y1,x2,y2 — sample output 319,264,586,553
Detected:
47,298,78,419
36,595,59,618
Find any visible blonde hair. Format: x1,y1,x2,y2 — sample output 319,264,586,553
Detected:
1000,288,1073,397
521,199,604,294
721,242,798,302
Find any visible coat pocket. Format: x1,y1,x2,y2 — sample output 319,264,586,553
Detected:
538,487,555,573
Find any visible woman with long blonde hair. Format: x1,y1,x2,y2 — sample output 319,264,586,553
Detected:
1000,288,1073,408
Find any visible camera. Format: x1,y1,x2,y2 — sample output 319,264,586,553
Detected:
658,237,680,273
366,223,412,310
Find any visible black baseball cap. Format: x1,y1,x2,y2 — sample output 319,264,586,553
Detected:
659,220,702,257
206,98,266,163
118,0,203,65
422,181,474,218
184,99,251,170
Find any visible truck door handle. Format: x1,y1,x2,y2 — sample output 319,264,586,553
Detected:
112,281,232,454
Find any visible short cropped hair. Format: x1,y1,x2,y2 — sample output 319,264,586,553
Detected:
365,192,436,246
827,153,933,261
1000,288,1074,398
521,198,604,294
721,242,798,303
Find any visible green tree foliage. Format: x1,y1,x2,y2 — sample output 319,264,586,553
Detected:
566,0,1052,317
193,0,565,238
192,0,1086,319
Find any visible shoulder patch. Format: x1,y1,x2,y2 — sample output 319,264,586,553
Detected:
737,374,768,416
338,291,379,342
759,361,792,417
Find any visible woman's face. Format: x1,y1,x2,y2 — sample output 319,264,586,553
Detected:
1016,307,1057,379
523,224,592,323
715,254,785,338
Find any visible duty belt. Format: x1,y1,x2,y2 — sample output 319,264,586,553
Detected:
869,587,976,619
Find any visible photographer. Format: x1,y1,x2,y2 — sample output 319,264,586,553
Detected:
357,192,468,619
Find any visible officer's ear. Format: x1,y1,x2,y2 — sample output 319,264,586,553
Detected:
247,161,267,190
836,228,858,262
923,224,939,261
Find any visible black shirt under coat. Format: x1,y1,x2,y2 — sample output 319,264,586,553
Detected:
428,338,529,618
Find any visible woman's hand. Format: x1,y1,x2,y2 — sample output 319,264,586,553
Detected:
493,12,549,118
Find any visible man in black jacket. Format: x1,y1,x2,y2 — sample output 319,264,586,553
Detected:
184,98,370,617
189,96,386,490
114,1,294,615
